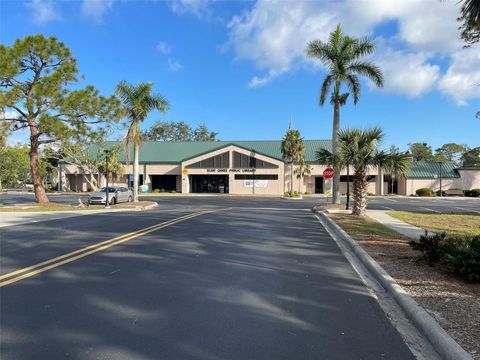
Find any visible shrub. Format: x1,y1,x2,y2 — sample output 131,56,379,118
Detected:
464,189,480,197
304,191,312,195
409,231,447,264
284,190,301,198
441,236,480,282
416,187,433,197
410,233,480,282
153,188,161,193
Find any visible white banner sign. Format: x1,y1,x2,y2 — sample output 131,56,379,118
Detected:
244,180,268,188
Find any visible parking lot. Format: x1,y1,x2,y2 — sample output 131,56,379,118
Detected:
1,192,479,214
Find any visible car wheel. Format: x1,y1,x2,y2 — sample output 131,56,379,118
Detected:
128,196,133,202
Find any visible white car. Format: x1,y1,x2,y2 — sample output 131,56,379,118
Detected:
88,187,133,205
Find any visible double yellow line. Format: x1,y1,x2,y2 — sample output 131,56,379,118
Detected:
0,209,221,287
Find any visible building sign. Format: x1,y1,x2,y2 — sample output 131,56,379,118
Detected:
244,180,268,188
207,168,255,173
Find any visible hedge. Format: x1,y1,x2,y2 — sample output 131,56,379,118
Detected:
410,232,480,282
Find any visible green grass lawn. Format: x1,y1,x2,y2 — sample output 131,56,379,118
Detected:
329,213,406,239
387,211,480,236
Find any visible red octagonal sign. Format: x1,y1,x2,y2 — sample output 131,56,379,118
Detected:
323,168,335,179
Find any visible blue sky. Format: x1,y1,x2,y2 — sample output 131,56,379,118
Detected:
1,0,479,151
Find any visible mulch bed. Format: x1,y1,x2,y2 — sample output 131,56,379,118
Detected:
352,233,480,358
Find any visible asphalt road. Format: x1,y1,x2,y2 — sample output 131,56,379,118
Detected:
1,192,479,214
0,199,415,359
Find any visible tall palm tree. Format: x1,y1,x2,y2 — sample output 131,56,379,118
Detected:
281,129,304,193
116,81,169,201
306,24,384,204
317,127,409,216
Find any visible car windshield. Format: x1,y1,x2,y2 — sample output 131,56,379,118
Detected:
98,187,116,193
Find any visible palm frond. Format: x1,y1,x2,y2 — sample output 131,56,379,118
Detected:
320,75,334,105
346,74,360,104
352,37,376,58
347,61,384,87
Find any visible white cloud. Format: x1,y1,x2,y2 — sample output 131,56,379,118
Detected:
438,47,480,105
81,0,117,22
167,58,184,72
226,0,469,103
345,0,461,52
25,0,62,25
157,41,172,55
373,47,440,97
248,76,271,88
169,0,214,18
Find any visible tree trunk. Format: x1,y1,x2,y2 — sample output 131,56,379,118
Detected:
133,142,139,202
29,128,49,203
290,162,294,193
332,99,341,204
352,168,368,216
82,173,98,192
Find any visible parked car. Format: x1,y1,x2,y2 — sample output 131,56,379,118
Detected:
88,187,133,205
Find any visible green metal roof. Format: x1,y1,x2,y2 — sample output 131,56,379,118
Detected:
100,140,332,164
405,161,460,179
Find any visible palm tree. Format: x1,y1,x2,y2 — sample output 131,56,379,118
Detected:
306,24,384,204
317,127,409,216
281,129,304,193
116,81,169,201
294,156,312,193
459,0,480,45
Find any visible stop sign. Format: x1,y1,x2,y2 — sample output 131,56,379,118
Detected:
323,168,335,179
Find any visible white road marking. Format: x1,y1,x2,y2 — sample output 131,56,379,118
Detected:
236,207,311,212
383,198,398,202
455,206,480,214
382,206,394,210
421,207,440,213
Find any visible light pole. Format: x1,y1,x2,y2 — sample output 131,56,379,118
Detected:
436,161,443,197
439,161,443,197
104,150,111,209
345,165,350,210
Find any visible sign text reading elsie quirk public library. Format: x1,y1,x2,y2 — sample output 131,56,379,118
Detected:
207,168,256,173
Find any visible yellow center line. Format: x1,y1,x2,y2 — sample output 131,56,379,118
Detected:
0,208,224,287
0,211,200,281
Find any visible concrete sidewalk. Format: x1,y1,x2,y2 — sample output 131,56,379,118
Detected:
367,210,431,239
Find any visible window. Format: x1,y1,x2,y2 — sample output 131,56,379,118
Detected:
234,174,278,180
186,152,229,169
232,152,278,169
340,175,375,182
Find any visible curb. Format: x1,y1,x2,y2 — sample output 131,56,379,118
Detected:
315,211,472,360
138,202,158,210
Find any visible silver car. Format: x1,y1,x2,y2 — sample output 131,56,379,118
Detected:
88,187,133,205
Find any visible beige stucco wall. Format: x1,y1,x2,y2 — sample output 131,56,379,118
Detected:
401,170,480,195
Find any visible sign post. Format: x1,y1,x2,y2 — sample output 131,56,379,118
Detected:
323,168,335,204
